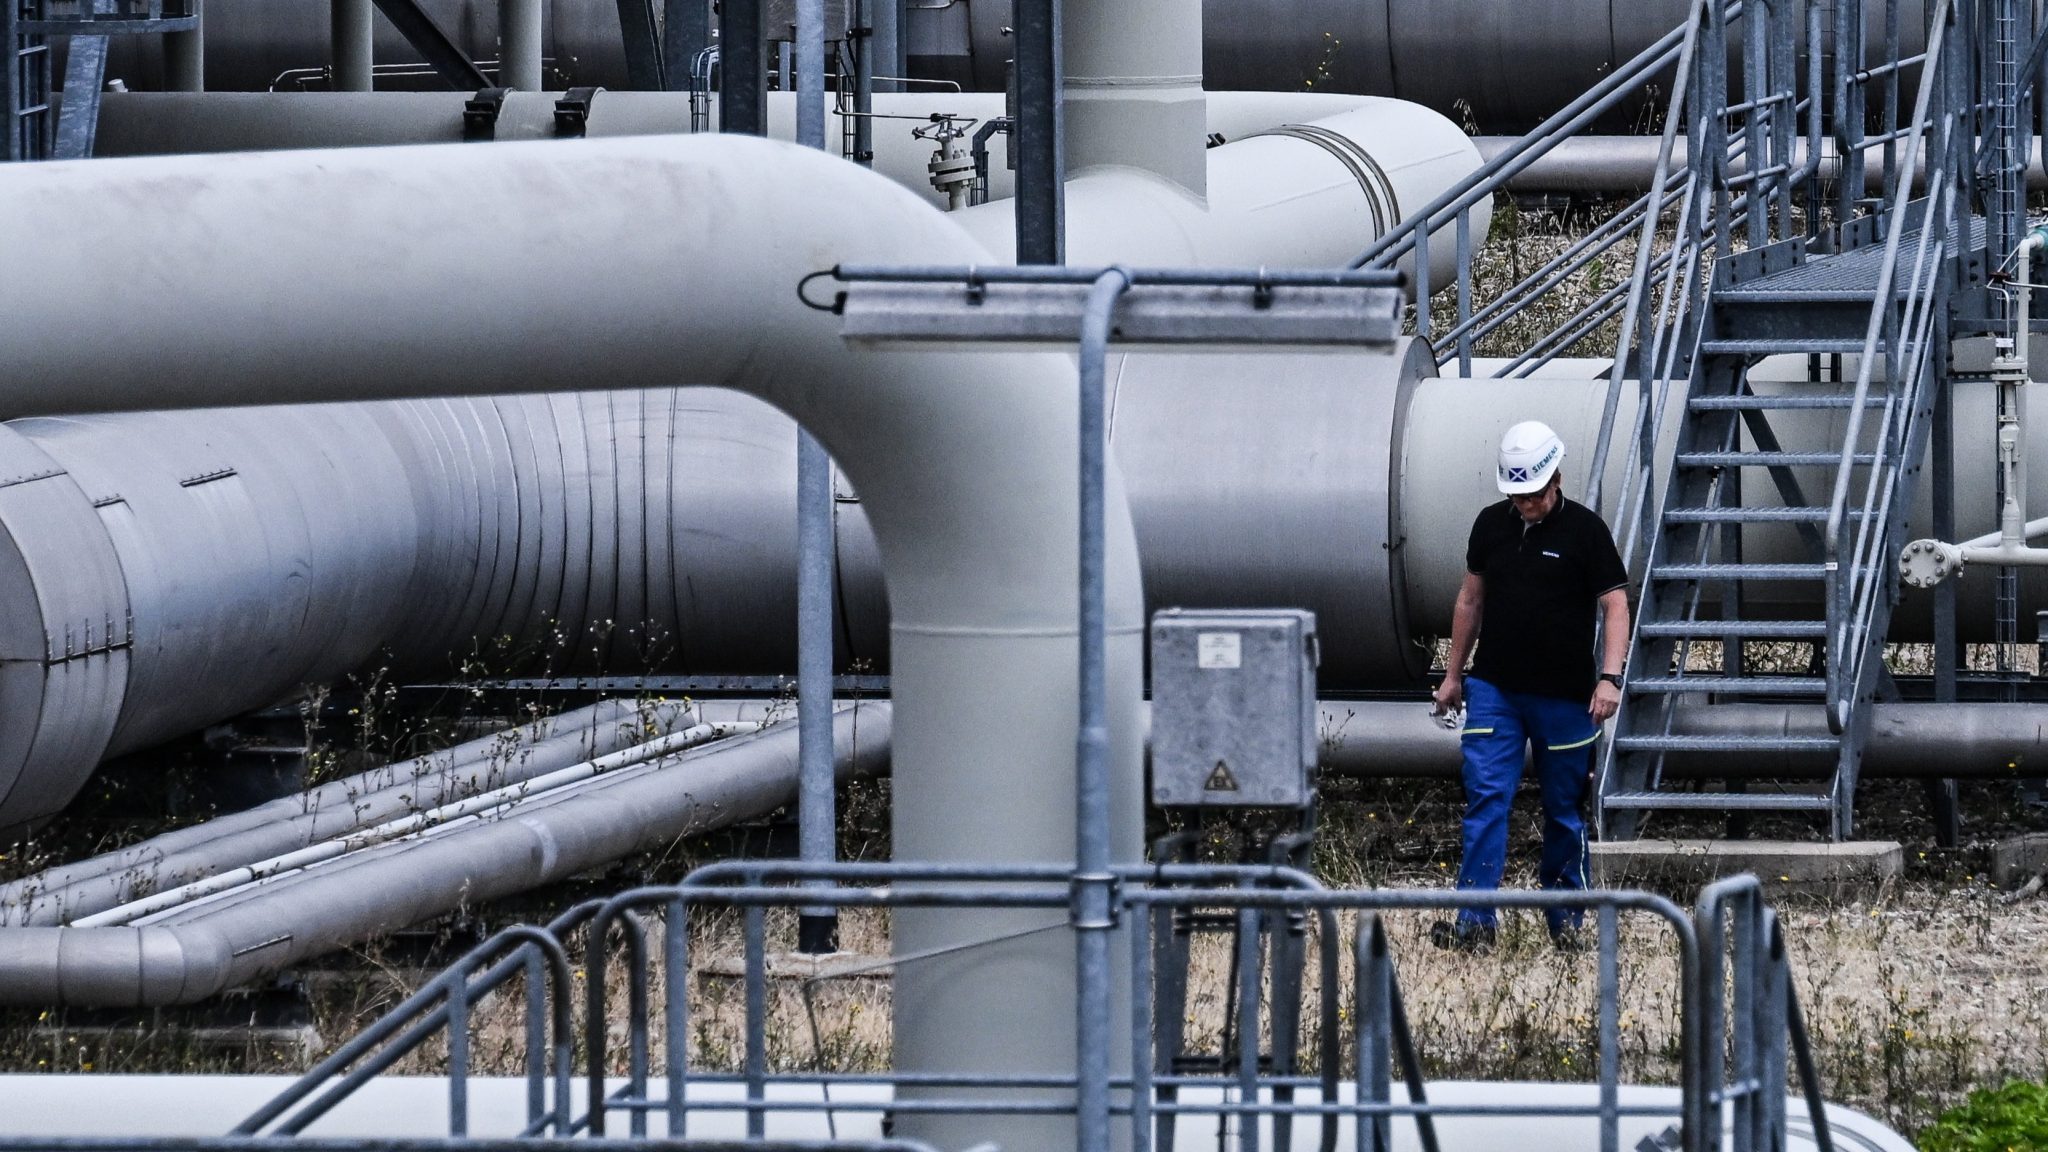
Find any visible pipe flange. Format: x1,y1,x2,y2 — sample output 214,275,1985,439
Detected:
1900,538,1964,588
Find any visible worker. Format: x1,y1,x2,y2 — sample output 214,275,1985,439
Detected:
1429,420,1630,951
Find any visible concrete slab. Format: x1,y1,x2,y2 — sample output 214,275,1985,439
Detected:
1591,839,1903,901
1991,831,2048,888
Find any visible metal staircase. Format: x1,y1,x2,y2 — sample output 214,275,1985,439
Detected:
1360,0,2026,840
1600,0,1974,839
3,0,197,161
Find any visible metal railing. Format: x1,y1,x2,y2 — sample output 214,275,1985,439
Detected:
1822,0,1960,741
210,859,1843,1152
1696,876,1836,1152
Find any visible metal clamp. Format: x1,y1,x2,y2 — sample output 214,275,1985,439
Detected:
554,86,603,138
463,87,511,142
1069,872,1121,930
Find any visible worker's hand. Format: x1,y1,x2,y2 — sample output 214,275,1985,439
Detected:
1432,672,1464,716
1589,678,1621,724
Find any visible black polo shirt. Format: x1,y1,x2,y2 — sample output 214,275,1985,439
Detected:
1464,495,1629,702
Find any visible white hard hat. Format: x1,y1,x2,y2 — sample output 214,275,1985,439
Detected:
1496,420,1565,495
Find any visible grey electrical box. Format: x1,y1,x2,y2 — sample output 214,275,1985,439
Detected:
1150,608,1319,809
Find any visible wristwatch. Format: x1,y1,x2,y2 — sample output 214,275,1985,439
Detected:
1598,672,1625,688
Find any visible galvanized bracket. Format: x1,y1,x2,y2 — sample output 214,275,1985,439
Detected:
1068,871,1120,930
463,87,511,142
828,265,1404,348
554,86,603,137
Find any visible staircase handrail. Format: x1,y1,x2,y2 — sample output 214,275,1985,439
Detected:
1824,0,1954,729
1350,13,1697,275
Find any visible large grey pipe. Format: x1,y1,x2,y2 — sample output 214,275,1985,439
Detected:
93,0,1920,135
0,135,1145,1152
0,704,887,1006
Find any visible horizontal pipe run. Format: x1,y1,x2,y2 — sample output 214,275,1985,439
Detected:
1307,702,2048,780
0,699,685,927
76,721,760,927
1473,136,2048,195
0,704,887,1006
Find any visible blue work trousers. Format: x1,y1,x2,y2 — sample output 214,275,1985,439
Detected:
1454,676,1597,932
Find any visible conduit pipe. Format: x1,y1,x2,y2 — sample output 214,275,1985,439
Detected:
0,703,888,1007
1307,701,2048,780
84,90,1386,214
1470,136,2048,196
0,699,692,927
76,719,762,927
0,136,1144,1152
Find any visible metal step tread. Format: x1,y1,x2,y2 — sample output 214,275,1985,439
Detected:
1716,287,1908,303
1627,675,1828,695
1637,619,1829,638
1700,338,1879,356
1676,450,1877,467
1689,395,1888,411
1664,506,1867,523
1611,734,1840,753
1651,562,1830,580
1602,790,1837,811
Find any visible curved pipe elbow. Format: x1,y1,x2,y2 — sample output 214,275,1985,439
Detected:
0,925,234,1007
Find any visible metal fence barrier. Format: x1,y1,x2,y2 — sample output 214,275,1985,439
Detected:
148,859,1839,1152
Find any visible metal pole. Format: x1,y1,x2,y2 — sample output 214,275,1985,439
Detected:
852,0,874,165
165,0,203,91
662,0,708,94
795,0,823,148
871,0,900,92
793,0,838,956
499,0,541,88
1074,267,1130,1152
720,0,764,134
330,0,373,91
1013,0,1064,264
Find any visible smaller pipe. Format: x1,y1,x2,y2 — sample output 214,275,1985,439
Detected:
330,0,373,91
0,699,674,926
793,0,836,954
1307,701,2048,780
499,0,542,89
77,722,759,928
164,0,202,92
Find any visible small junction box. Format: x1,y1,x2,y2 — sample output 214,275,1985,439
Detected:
1149,609,1318,809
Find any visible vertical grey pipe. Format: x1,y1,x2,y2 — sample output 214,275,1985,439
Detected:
330,0,372,90
851,0,873,164
164,0,202,91
1074,267,1129,1152
796,435,836,953
794,0,823,146
721,0,763,133
500,0,542,89
793,0,837,956
870,0,900,92
1013,0,1062,263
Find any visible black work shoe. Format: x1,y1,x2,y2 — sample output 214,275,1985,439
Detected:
1429,919,1496,953
1547,922,1588,954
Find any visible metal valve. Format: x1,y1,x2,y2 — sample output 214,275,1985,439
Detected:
912,113,979,211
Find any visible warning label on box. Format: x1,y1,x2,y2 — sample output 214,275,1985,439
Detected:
1197,632,1241,669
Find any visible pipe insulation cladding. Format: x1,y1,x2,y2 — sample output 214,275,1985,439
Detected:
88,0,1924,135
0,135,1148,1152
0,94,1486,831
